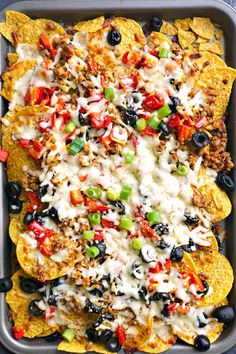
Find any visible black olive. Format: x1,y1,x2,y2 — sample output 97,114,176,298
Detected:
123,109,138,127
215,235,223,251
89,283,105,297
102,313,115,321
34,213,45,224
84,300,103,314
138,286,147,301
161,304,170,317
196,280,209,296
28,300,44,317
194,335,210,352
37,184,48,198
100,329,113,343
110,200,125,215
158,122,171,136
131,262,144,280
170,246,183,263
78,113,86,126
105,337,122,352
150,17,163,31
107,29,121,47
192,132,210,149
182,238,196,253
48,295,58,306
156,240,170,249
152,222,169,236
93,242,106,258
20,278,43,294
140,245,157,263
197,316,207,328
149,292,170,302
184,213,199,226
0,277,13,292
51,278,61,287
216,173,234,192
86,327,99,342
49,207,59,222
23,212,35,225
8,198,22,213
213,305,235,324
45,331,62,342
169,97,181,113
5,182,21,200
169,78,175,85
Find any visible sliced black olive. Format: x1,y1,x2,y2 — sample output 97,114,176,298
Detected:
107,29,121,46
213,305,235,324
169,78,175,85
93,242,106,258
105,337,122,352
216,173,234,192
215,235,223,251
150,17,163,31
196,280,209,296
49,207,59,222
131,262,144,280
102,313,115,321
8,198,22,213
197,316,207,328
0,277,13,292
34,213,45,224
37,184,48,198
140,245,157,263
100,329,113,343
194,335,210,352
182,238,196,253
48,295,58,306
156,240,170,250
20,277,43,294
51,278,61,287
45,331,62,342
158,122,171,136
86,327,99,342
110,200,125,215
123,109,138,127
28,300,44,317
84,300,103,314
138,286,147,301
78,113,86,126
23,212,35,225
5,182,21,200
184,212,199,226
169,97,181,113
152,222,169,236
149,292,170,302
161,304,170,317
89,283,105,297
170,246,183,263
192,132,210,149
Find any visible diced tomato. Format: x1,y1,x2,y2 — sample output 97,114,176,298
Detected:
33,140,44,152
167,303,178,315
94,230,105,241
84,197,109,212
147,278,158,292
60,111,71,125
149,263,161,274
182,271,204,291
101,218,121,231
99,131,112,148
24,87,44,105
90,113,112,129
79,107,87,114
39,34,57,60
38,240,53,257
12,326,25,340
148,49,158,57
51,112,56,128
26,191,41,212
28,147,41,160
19,139,30,148
194,116,206,129
94,205,110,212
140,126,157,136
140,219,160,240
70,190,84,205
177,124,192,143
38,118,51,132
45,307,55,320
56,98,65,113
0,148,10,162
143,94,164,110
28,220,46,237
122,51,140,65
168,113,181,128
131,72,140,89
116,325,126,345
149,259,171,274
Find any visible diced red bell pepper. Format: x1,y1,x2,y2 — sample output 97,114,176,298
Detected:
140,126,157,136
99,131,112,148
122,51,140,65
167,303,178,315
84,197,109,212
19,139,30,148
168,113,181,128
94,205,110,212
32,140,44,152
143,95,164,110
116,325,126,345
177,124,192,143
39,34,57,60
28,220,46,237
38,239,53,257
0,148,10,162
147,278,159,292
45,307,55,320
60,111,71,125
140,219,160,240
28,148,41,160
194,116,206,129
90,113,112,129
149,263,161,274
26,191,41,212
12,326,25,340
148,49,158,57
25,87,44,105
94,230,105,241
38,118,51,132
182,271,204,291
70,190,84,205
101,219,121,231
56,98,65,113
149,259,171,274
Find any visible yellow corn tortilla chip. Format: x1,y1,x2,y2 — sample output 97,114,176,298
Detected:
9,217,21,244
199,40,224,56
160,21,177,36
190,17,214,39
148,32,172,48
178,29,195,49
17,18,65,44
174,18,192,31
188,50,226,69
177,252,197,273
196,36,208,44
0,11,31,44
215,29,223,40
190,234,219,267
58,339,112,354
7,53,19,66
74,16,105,32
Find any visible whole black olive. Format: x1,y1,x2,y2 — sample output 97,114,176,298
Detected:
213,305,235,324
84,300,103,314
216,173,234,192
86,327,99,342
8,198,22,213
140,245,157,263
28,300,44,317
78,113,86,126
156,240,170,249
45,331,62,342
138,286,147,301
23,212,35,225
107,29,121,46
110,200,125,215
184,212,199,226
192,132,210,149
5,182,21,199
37,184,48,198
48,295,58,306
149,292,170,302
123,109,138,127
158,122,171,136
100,329,113,343
0,277,13,292
152,222,169,236
194,335,210,352
150,17,163,31
20,278,43,294
105,337,122,352
169,97,181,113
170,246,183,263
93,242,106,258
182,238,196,253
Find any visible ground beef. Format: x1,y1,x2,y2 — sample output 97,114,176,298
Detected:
192,189,210,208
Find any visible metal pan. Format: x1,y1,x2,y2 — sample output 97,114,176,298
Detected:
0,0,235,353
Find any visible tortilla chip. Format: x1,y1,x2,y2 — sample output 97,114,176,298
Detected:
17,19,65,44
188,50,226,70
199,41,224,56
7,53,19,66
148,32,172,48
58,339,112,354
174,18,192,31
215,29,223,40
177,252,197,272
0,11,31,44
178,29,195,49
9,217,21,244
190,17,214,40
74,16,105,32
160,21,177,36
196,36,208,44
190,233,219,267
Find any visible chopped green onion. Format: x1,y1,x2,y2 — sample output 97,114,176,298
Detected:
69,137,85,156
120,185,132,200
62,329,75,343
65,121,76,133
125,150,135,164
176,165,189,176
159,48,170,58
88,212,101,226
86,246,100,258
131,238,143,251
106,188,118,201
136,118,147,131
120,216,133,230
157,104,171,119
146,211,161,224
104,87,115,101
85,186,102,199
148,115,160,130
83,230,95,240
